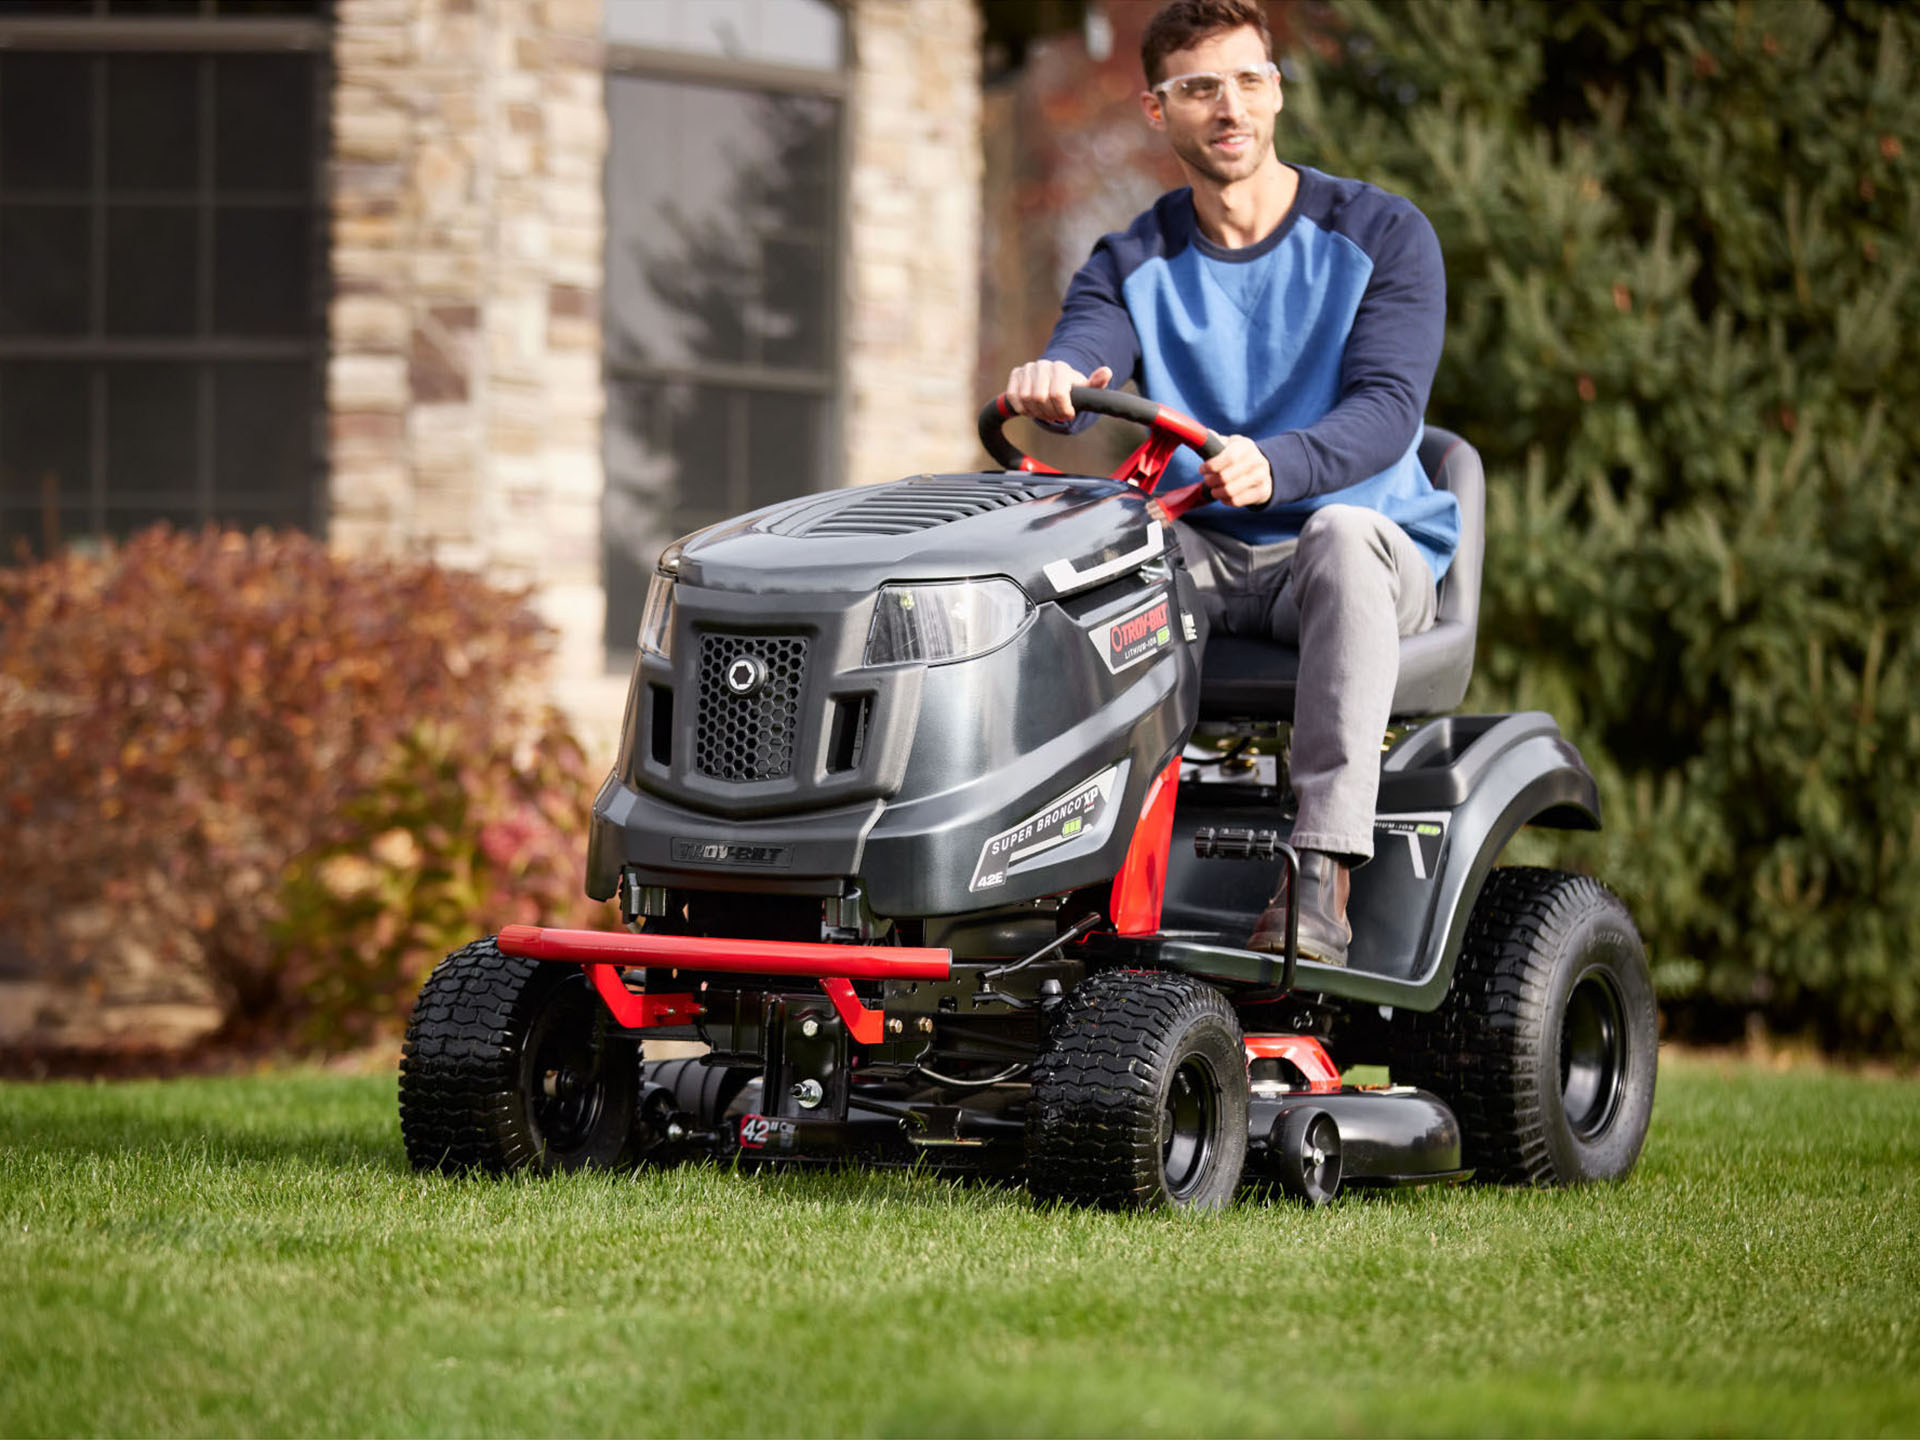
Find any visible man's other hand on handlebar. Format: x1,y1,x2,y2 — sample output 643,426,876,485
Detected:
1199,435,1274,508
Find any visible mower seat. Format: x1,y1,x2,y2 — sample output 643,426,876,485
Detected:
1194,427,1485,722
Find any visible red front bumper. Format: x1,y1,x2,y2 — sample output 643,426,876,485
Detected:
495,925,953,1044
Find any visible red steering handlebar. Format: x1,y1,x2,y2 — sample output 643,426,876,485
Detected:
977,387,1225,519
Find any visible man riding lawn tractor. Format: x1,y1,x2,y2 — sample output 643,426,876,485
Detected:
1006,0,1457,969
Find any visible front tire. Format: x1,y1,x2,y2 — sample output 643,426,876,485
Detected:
400,937,639,1175
1394,868,1657,1185
1026,969,1249,1210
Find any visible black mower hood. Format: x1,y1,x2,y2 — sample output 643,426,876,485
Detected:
671,474,1168,601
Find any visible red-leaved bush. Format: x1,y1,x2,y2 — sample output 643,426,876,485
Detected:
0,527,613,1050
276,718,610,1047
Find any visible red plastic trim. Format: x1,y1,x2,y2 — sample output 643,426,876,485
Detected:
819,976,886,1045
584,966,892,1045
585,964,704,1030
1018,455,1064,475
498,925,951,980
1110,757,1182,935
1152,405,1212,448
1148,480,1209,521
1245,1034,1343,1093
1111,429,1185,490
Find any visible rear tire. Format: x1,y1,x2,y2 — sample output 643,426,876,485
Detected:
1394,868,1657,1185
1026,969,1248,1210
400,937,639,1175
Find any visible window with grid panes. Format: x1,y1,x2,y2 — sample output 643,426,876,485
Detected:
600,0,845,656
0,1,329,556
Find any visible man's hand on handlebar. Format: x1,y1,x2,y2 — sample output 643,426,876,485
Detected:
1199,435,1274,508
1004,361,1114,424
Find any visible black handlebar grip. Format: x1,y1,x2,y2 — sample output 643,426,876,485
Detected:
977,386,1226,468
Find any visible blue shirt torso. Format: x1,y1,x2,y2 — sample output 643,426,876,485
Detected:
1043,166,1460,579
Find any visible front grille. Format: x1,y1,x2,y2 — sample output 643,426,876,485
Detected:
695,634,808,782
787,480,1048,537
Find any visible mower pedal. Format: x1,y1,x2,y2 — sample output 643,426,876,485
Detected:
1193,826,1285,860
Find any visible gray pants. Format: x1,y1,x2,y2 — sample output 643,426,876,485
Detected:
1177,505,1437,863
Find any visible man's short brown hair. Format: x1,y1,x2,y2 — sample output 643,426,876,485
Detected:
1141,0,1273,86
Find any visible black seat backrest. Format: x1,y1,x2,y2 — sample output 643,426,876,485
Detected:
1193,426,1486,721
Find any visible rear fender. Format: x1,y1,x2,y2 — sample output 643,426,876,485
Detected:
1360,712,1600,1010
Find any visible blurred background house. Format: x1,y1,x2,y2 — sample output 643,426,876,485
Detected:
0,0,1185,1059
7,0,1913,1063
0,0,991,735
0,0,1225,724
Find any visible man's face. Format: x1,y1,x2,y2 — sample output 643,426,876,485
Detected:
1142,25,1281,187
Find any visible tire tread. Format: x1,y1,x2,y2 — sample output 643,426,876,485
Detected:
1026,968,1245,1209
1395,867,1647,1185
399,936,552,1175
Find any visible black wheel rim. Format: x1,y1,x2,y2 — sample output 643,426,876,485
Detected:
1560,966,1627,1141
526,980,612,1155
1161,1056,1219,1201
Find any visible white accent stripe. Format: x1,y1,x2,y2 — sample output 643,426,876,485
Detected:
1042,521,1165,595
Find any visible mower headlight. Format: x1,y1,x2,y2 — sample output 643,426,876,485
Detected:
637,573,676,659
864,579,1033,666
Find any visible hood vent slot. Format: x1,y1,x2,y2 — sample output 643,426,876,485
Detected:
785,480,1049,538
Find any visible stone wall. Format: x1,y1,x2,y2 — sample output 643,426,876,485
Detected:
843,0,984,490
331,0,984,711
329,0,608,693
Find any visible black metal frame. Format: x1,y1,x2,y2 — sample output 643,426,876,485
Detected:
0,3,332,549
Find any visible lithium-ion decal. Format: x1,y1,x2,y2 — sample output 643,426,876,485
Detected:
970,764,1120,892
1091,591,1175,673
1374,813,1449,880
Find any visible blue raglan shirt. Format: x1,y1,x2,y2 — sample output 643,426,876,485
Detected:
1042,166,1460,579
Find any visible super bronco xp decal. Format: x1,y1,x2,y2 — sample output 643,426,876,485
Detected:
969,764,1121,892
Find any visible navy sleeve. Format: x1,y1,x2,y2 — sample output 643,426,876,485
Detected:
1029,236,1144,434
1256,204,1445,506
1041,236,1143,386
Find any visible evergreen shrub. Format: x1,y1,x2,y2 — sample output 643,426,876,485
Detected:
0,527,610,1049
1287,0,1920,1050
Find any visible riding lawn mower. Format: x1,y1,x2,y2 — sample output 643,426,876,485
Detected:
398,388,1657,1209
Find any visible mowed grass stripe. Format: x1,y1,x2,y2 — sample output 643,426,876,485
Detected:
1,1055,1915,1437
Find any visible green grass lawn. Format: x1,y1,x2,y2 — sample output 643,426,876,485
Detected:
2,1053,1916,1438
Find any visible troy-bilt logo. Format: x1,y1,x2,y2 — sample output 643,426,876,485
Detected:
671,838,794,868
1092,592,1175,673
1110,598,1170,658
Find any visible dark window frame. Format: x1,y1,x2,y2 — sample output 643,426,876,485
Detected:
601,19,853,654
602,39,850,400
0,5,331,551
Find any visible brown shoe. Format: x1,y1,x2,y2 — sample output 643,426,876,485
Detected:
1247,849,1352,967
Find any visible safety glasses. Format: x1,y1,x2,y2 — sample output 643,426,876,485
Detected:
1152,62,1280,107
